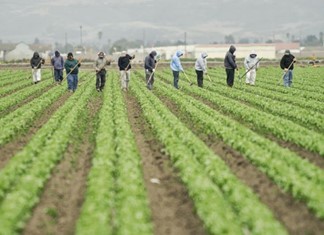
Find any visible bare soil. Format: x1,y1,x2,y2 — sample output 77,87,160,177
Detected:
2,76,323,235
0,82,55,117
22,94,102,235
156,91,324,235
0,91,72,169
124,91,207,235
192,92,324,169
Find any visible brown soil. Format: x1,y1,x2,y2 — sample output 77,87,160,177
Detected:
157,92,324,235
0,83,55,117
191,92,324,169
124,91,207,235
22,94,102,235
0,91,71,169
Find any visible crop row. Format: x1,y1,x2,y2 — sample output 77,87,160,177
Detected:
131,75,287,234
153,77,324,218
158,74,324,156
0,73,52,97
0,70,30,87
0,78,54,113
199,73,324,133
76,75,152,235
201,69,324,114
0,77,94,234
257,67,324,95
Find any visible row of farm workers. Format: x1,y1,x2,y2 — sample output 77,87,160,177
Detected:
29,45,297,93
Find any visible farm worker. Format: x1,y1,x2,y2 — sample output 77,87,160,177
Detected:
280,49,296,87
30,52,45,84
64,52,81,92
118,51,135,91
244,50,259,86
94,51,111,92
195,52,208,88
144,50,157,90
224,45,238,87
170,50,184,89
51,50,64,84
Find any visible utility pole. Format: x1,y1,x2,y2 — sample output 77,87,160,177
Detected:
184,32,187,58
65,32,67,53
80,25,83,47
143,29,146,60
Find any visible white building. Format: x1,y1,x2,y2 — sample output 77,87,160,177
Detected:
122,43,279,60
5,42,34,61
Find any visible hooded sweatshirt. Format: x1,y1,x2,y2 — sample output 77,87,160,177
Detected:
51,51,64,70
224,45,237,69
30,52,44,69
118,54,134,71
144,51,157,72
195,52,208,72
280,52,295,70
170,50,184,72
244,50,259,70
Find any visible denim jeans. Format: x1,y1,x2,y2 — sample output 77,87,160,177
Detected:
96,70,106,90
54,69,63,82
283,70,293,87
172,70,180,89
67,74,78,91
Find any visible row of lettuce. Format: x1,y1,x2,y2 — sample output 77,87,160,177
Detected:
0,68,323,234
0,71,153,234
130,76,288,234
0,76,94,233
151,74,324,219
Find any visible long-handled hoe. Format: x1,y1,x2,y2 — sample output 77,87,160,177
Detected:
277,59,294,85
147,59,160,86
183,71,193,86
237,69,242,86
238,57,263,81
62,57,83,82
237,57,263,86
207,74,212,82
28,59,44,80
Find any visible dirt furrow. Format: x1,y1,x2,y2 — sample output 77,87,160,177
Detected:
22,94,102,235
0,91,72,169
125,91,207,235
157,92,324,235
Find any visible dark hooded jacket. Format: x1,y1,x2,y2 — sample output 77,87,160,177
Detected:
280,53,295,70
118,54,134,71
30,52,45,69
224,45,237,69
144,51,157,72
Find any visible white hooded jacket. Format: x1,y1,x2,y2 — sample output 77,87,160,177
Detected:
195,52,208,72
244,50,259,70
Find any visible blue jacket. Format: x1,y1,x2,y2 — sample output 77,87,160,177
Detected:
170,51,184,72
51,51,64,70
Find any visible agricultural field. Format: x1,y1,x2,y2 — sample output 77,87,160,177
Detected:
0,65,323,235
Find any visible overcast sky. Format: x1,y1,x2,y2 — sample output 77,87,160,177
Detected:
0,0,323,46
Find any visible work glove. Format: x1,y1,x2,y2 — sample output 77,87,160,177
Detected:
284,68,288,72
152,69,155,73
